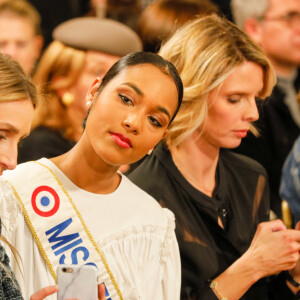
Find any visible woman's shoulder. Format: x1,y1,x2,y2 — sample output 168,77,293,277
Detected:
1,159,52,200
121,174,166,208
121,174,174,224
98,204,176,260
99,175,177,264
221,149,268,177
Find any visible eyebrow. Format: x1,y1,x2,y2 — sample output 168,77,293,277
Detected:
158,106,171,120
0,122,19,134
121,82,144,96
0,122,29,139
226,89,263,96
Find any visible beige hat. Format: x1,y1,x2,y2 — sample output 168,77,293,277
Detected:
53,17,142,56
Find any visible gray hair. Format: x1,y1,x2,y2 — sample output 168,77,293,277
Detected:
231,0,270,28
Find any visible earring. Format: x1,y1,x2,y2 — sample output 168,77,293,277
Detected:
86,100,92,107
147,149,153,155
61,92,75,106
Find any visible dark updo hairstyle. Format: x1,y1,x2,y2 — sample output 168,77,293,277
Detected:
96,51,183,124
83,52,183,128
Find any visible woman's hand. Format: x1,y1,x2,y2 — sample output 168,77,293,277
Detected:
30,285,58,300
30,283,106,300
212,219,300,299
98,283,106,300
245,219,300,278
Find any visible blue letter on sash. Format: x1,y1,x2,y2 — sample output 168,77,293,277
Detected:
46,218,79,251
70,246,89,264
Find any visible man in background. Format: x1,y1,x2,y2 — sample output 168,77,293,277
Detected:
231,0,300,218
0,0,43,76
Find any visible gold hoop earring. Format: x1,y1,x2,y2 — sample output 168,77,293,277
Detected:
62,92,75,106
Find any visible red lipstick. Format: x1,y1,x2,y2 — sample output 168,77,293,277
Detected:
110,132,132,148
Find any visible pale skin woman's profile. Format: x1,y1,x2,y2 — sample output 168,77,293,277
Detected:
128,15,300,299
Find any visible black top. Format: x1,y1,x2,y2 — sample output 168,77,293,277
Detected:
18,126,76,163
128,142,297,299
234,72,300,217
0,219,23,300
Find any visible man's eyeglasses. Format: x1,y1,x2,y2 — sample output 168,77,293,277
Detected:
259,11,300,28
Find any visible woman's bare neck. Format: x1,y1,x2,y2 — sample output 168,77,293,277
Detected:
170,136,219,197
50,139,121,195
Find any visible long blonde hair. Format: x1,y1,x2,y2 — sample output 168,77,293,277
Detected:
32,40,86,140
159,14,276,148
0,52,37,281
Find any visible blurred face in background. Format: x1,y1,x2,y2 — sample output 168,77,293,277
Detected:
68,51,120,115
256,0,300,76
0,14,43,75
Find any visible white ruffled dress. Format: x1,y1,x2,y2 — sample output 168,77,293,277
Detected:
0,158,181,300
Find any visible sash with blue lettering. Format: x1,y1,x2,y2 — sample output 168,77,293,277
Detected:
5,161,123,300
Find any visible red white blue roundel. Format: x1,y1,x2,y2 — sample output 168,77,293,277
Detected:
31,185,60,217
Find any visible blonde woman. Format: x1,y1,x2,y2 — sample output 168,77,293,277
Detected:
0,54,57,300
0,51,36,300
128,15,300,299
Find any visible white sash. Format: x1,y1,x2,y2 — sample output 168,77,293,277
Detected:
5,161,123,300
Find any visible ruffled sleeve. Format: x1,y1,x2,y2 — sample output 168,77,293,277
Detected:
97,208,181,300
